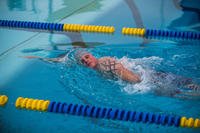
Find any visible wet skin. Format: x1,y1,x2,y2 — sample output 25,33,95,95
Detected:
80,53,141,83
80,53,98,68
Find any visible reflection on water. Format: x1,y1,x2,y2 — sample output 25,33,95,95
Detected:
125,0,144,28
46,0,99,21
124,0,149,45
171,0,200,30
5,0,149,49
31,0,37,13
73,0,103,15
7,0,26,11
7,0,36,12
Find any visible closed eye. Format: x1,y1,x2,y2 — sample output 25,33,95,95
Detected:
85,55,89,59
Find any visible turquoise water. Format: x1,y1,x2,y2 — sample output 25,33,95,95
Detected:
0,0,200,132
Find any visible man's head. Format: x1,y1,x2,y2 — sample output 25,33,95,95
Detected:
80,53,98,68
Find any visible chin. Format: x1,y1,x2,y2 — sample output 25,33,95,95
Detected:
89,63,96,68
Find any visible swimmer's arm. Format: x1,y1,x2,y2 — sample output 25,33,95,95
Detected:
119,68,141,83
21,56,62,63
100,57,141,83
115,64,141,83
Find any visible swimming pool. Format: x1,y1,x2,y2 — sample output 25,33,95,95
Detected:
0,0,200,132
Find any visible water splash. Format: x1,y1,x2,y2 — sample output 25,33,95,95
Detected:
116,56,164,94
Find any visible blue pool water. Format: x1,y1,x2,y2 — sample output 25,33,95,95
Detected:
0,0,200,132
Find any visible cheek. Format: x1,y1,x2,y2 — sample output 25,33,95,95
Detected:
90,58,94,62
91,57,96,62
89,62,95,68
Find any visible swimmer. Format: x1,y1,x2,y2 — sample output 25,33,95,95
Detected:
23,51,141,83
22,50,200,97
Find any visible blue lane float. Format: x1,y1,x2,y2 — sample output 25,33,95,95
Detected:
47,101,182,127
0,20,64,31
145,29,200,40
1,20,200,40
14,97,200,128
122,27,200,40
44,100,200,128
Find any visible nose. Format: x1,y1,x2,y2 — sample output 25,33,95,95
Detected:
82,57,90,64
83,57,89,62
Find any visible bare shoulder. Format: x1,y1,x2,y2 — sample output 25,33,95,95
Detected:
98,56,116,63
98,56,124,70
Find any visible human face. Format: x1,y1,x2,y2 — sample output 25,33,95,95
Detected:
80,53,97,68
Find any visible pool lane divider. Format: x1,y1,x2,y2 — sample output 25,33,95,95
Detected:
1,20,200,40
14,97,200,128
122,27,200,40
0,95,8,106
0,20,115,34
